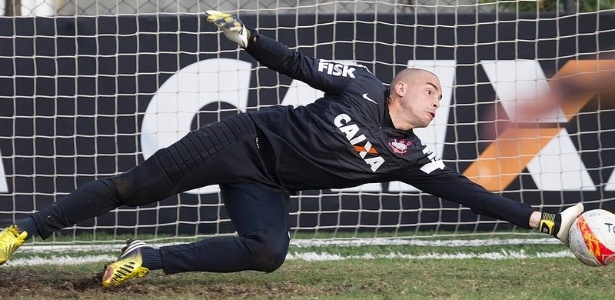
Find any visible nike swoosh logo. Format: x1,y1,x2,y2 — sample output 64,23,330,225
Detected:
362,93,378,104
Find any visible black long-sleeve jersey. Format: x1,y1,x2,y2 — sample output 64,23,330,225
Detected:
244,31,535,228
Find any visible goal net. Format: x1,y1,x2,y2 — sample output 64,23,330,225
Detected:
1,0,615,248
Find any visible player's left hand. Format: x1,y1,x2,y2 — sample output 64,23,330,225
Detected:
206,10,251,48
556,202,584,245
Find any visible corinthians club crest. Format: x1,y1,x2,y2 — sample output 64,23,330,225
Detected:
388,138,413,155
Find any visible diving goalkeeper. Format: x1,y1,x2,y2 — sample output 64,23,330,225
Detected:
0,11,584,288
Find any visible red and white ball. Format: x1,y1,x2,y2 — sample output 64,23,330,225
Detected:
568,209,615,267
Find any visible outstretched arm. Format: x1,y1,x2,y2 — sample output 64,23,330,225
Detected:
403,166,583,244
404,166,537,228
206,10,364,95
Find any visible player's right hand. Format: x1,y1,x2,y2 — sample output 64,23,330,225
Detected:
206,10,251,48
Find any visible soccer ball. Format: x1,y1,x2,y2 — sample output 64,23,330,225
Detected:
568,209,615,267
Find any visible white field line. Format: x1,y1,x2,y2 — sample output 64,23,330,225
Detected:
5,250,574,267
287,250,574,261
7,255,117,266
4,238,572,266
290,237,561,247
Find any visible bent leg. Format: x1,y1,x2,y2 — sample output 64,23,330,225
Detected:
159,182,290,274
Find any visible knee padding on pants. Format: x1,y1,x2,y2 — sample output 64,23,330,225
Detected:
244,228,290,273
112,150,176,207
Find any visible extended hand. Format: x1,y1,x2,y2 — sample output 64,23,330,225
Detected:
556,202,584,245
206,10,251,48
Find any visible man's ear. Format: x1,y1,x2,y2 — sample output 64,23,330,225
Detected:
394,82,405,96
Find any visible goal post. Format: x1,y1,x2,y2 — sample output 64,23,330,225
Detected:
0,1,615,248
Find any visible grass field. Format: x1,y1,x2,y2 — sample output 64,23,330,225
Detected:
2,236,614,299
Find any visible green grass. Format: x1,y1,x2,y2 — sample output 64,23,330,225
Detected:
2,237,613,299
1,254,613,300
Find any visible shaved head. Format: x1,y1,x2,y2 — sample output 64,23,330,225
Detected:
390,68,437,88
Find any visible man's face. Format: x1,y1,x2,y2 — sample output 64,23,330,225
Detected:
397,72,442,129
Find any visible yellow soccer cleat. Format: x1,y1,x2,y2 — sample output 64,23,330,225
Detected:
0,225,28,265
101,239,150,288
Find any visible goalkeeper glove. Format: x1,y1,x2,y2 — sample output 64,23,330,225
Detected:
206,10,251,48
539,202,584,245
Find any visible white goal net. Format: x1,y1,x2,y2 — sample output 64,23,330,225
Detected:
1,1,615,248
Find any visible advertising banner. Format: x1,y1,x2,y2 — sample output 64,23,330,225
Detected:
1,13,614,234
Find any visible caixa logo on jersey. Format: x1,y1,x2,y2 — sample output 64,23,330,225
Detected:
333,113,384,172
1,58,614,195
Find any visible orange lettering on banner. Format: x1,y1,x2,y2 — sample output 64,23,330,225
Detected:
463,60,615,191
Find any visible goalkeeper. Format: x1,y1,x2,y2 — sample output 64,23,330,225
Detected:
0,11,584,287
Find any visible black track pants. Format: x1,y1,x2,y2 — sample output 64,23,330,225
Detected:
30,114,290,272
160,182,290,274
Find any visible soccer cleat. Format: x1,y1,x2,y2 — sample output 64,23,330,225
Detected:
0,225,28,265
101,239,150,288
539,203,584,245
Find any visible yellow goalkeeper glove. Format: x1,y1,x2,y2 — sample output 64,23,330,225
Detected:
539,202,584,245
206,10,251,48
